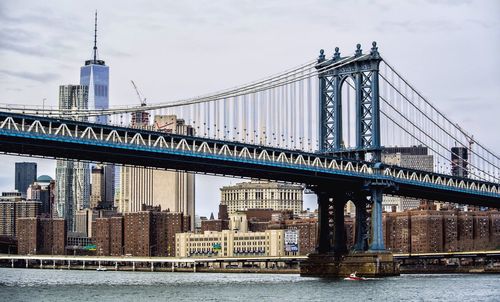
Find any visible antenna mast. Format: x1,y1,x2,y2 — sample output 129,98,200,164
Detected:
93,10,98,63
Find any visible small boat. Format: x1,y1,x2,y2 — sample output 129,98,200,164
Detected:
96,266,107,271
344,272,366,281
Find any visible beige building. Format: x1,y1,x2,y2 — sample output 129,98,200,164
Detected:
90,164,114,209
74,208,93,237
117,115,195,230
229,212,248,232
175,229,285,258
220,181,303,215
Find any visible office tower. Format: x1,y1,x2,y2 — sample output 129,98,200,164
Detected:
220,181,304,215
27,175,55,217
90,164,114,209
80,12,116,210
381,146,434,211
451,146,468,178
117,115,195,230
55,85,89,232
80,11,109,124
15,162,37,198
74,208,94,237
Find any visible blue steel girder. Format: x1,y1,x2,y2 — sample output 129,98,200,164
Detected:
316,43,382,161
0,111,499,208
359,71,374,148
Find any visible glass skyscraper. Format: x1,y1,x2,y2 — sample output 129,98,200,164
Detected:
80,11,109,124
15,162,37,198
79,12,116,208
80,61,109,124
55,85,90,232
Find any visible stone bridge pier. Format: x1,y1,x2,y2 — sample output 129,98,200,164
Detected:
300,185,399,278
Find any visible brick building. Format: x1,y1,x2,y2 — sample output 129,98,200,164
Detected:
122,210,188,257
410,210,443,253
473,212,490,250
442,211,458,252
384,212,411,253
16,217,66,255
458,212,474,251
382,209,499,254
0,199,40,237
94,216,124,256
284,219,317,255
491,211,500,249
124,212,151,256
201,219,229,232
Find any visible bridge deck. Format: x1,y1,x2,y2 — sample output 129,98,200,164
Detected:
0,112,498,206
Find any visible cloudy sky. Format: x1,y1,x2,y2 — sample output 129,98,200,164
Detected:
1,0,499,216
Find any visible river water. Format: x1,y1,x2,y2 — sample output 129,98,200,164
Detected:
1,268,499,301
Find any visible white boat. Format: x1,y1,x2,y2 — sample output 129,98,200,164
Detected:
343,272,366,281
96,266,107,271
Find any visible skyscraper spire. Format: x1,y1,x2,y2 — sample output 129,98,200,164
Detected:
85,10,104,66
93,10,98,63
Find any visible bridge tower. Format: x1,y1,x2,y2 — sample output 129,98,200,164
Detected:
317,42,382,161
302,43,398,277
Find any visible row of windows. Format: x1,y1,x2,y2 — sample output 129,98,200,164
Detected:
222,189,302,201
94,85,108,97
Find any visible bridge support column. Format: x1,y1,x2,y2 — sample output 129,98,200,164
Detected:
316,192,331,254
331,198,347,255
369,187,384,251
26,259,28,268
353,197,368,252
11,259,14,268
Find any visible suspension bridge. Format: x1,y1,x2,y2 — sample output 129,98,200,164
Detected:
0,42,499,277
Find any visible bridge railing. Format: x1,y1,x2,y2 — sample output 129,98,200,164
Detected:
1,113,499,201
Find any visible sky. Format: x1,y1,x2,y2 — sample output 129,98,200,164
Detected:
0,0,499,217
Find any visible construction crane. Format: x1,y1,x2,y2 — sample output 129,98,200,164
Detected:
131,80,147,107
130,80,149,127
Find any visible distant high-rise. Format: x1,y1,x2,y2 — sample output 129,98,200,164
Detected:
90,164,114,209
117,115,195,230
0,192,40,237
382,146,434,211
451,147,468,178
27,175,55,217
79,12,116,209
80,11,109,124
55,85,89,232
14,162,37,198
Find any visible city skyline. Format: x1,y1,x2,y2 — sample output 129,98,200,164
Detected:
0,1,499,217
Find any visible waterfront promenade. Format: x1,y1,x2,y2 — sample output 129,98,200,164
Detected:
0,254,307,272
2,251,500,274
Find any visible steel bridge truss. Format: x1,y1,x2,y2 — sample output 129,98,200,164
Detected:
317,43,381,160
0,113,498,205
